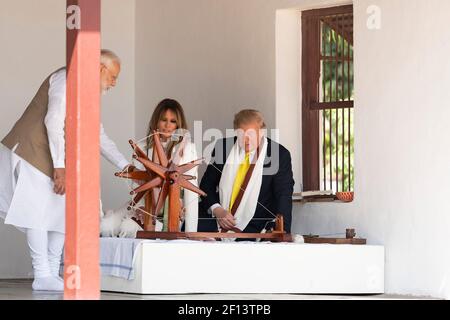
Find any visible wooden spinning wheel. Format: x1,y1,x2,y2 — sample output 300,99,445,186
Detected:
115,132,292,242
115,132,205,232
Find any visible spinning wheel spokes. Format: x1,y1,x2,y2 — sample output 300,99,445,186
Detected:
135,156,168,179
152,131,169,167
176,176,206,197
154,181,170,217
131,176,164,195
178,158,205,174
115,170,151,181
128,190,148,210
129,140,149,160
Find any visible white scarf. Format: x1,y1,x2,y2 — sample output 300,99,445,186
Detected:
218,137,268,232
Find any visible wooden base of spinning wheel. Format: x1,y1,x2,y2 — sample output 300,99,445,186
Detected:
136,231,293,242
136,214,293,243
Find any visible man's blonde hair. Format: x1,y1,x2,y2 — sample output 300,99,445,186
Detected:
101,49,121,66
233,109,266,129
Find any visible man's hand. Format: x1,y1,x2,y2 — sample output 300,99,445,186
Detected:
53,168,66,195
213,207,236,231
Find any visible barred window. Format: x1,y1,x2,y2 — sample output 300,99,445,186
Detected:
302,5,354,194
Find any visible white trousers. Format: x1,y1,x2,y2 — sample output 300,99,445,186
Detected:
26,229,65,279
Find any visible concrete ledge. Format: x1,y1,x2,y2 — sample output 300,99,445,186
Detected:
101,241,384,295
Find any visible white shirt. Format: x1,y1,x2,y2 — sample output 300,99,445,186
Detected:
44,69,129,170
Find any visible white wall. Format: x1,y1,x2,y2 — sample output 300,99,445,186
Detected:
0,0,135,278
293,0,450,299
275,8,302,192
136,0,289,149
134,0,347,171
100,0,136,210
275,0,450,298
0,0,66,279
135,0,450,299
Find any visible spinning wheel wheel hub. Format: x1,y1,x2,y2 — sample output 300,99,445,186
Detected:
169,171,180,181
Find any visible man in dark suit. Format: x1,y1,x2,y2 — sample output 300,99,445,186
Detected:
198,109,294,235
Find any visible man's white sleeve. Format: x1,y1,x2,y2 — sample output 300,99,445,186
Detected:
44,70,66,169
100,123,129,170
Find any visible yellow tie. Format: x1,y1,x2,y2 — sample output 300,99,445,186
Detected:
229,152,251,211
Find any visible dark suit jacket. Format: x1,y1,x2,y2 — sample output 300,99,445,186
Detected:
197,137,294,234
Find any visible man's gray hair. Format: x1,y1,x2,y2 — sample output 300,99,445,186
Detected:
101,49,121,66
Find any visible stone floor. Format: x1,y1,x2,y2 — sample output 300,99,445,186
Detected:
0,279,435,300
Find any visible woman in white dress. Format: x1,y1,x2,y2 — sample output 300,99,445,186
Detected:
104,99,200,237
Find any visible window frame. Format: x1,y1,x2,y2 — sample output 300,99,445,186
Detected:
301,4,354,192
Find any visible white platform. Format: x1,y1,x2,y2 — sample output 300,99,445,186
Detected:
101,241,385,295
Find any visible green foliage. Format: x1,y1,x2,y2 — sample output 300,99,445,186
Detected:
321,23,354,192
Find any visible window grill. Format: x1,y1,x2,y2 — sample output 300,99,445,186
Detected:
302,5,354,193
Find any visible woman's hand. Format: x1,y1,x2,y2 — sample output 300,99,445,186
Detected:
213,207,236,231
53,168,66,195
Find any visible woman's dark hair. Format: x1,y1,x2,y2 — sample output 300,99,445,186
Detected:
146,99,188,157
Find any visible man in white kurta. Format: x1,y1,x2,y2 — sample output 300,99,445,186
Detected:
0,50,130,291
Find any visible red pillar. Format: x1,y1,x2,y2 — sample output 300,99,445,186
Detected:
65,0,101,300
